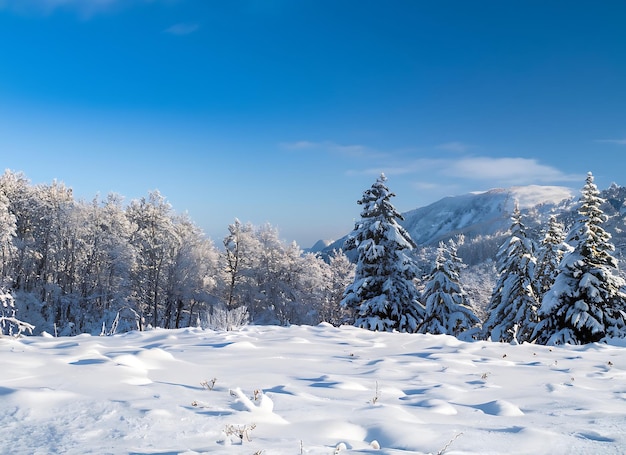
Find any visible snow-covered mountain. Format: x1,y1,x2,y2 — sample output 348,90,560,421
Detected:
322,185,577,254
307,238,335,253
402,185,575,246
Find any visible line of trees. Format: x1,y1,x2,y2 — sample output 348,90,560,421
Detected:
0,170,355,335
342,173,626,345
3,169,625,346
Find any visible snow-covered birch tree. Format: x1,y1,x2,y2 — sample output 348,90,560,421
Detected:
533,172,626,345
341,174,423,332
483,205,539,343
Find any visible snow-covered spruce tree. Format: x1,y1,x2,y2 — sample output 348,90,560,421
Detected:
533,215,570,300
533,172,626,345
341,174,424,332
483,205,539,343
418,238,480,340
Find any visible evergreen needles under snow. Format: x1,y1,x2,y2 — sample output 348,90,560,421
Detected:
483,205,539,343
342,174,424,332
533,214,571,299
418,237,480,340
533,172,626,345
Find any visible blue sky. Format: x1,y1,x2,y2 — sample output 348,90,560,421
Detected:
1,0,625,247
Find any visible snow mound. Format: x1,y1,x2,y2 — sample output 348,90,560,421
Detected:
472,399,525,416
416,398,458,415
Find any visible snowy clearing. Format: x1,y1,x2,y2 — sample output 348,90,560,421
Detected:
2,324,626,454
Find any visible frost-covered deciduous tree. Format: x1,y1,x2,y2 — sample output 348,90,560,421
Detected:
533,215,570,300
269,237,305,325
9,179,86,333
341,174,424,332
127,191,180,330
290,249,331,325
483,205,539,343
163,215,220,329
222,219,259,311
32,181,77,303
320,249,355,326
0,190,16,283
250,223,290,324
1,172,135,333
0,193,23,335
222,221,332,325
418,238,480,340
2,170,353,334
460,260,497,322
251,226,326,325
80,194,133,316
0,170,42,293
533,173,626,345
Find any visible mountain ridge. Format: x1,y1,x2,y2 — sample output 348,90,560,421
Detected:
317,185,578,255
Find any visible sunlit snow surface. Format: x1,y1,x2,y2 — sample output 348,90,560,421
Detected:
2,324,626,454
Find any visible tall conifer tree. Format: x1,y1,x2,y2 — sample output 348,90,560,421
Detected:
534,173,626,344
342,174,423,332
483,205,539,343
533,215,570,299
418,238,480,340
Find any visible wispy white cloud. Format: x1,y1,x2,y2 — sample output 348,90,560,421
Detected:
286,139,580,195
596,139,626,146
436,141,472,153
444,157,581,184
163,23,199,36
348,156,580,188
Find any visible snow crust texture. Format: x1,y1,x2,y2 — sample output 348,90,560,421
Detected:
2,324,626,454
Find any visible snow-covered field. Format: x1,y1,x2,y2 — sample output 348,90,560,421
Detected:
2,324,626,454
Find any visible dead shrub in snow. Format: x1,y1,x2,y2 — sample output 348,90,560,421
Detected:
200,378,217,390
222,423,256,443
204,305,249,331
